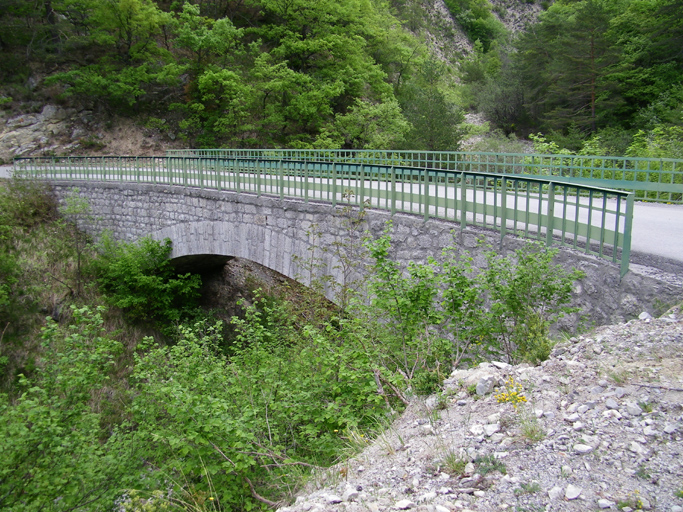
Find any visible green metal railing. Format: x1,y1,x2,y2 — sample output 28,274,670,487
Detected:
14,155,634,277
165,149,683,204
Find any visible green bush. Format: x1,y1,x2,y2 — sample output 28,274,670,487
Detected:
364,228,584,374
92,236,202,328
0,307,140,512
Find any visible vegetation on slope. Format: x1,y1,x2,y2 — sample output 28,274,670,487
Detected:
462,0,683,155
1,0,682,156
0,179,583,510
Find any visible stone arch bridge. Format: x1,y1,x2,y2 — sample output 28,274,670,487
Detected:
50,181,681,329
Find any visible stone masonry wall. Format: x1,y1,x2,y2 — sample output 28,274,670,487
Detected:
51,182,682,329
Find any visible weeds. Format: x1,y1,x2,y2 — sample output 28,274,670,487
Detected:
635,464,651,480
495,377,527,408
617,490,644,510
440,450,468,476
475,454,506,475
514,481,541,495
518,412,545,444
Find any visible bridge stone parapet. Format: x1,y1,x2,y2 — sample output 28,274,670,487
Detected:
51,181,682,329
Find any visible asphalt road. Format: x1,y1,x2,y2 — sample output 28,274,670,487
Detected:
1,164,680,268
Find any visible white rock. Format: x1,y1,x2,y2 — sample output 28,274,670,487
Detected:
605,398,619,409
664,423,679,434
626,402,643,416
435,506,450,512
470,424,484,436
573,443,594,454
564,413,580,422
643,426,658,436
639,311,653,320
326,495,342,504
565,484,582,500
548,486,564,500
395,499,416,510
484,423,500,436
473,491,485,497
418,492,437,503
342,488,359,502
629,441,644,454
491,361,510,370
598,499,615,509
476,376,495,396
487,412,501,423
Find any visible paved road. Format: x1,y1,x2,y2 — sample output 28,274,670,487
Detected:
1,163,681,268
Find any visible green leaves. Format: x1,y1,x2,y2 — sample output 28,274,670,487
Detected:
0,307,139,512
92,236,202,327
365,227,585,375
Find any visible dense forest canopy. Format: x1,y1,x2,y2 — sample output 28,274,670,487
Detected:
0,0,682,153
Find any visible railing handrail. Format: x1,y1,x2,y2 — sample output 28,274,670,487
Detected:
160,149,682,205
13,154,634,277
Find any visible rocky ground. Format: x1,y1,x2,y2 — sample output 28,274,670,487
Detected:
278,304,683,512
0,103,181,164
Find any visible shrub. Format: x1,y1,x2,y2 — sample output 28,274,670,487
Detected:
92,235,202,328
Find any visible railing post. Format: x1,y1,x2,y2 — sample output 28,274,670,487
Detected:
621,193,634,278
279,159,284,202
359,164,365,211
257,159,262,197
500,177,507,248
304,161,309,203
460,172,467,231
332,162,337,207
235,158,240,195
391,166,396,215
546,182,555,247
423,168,430,222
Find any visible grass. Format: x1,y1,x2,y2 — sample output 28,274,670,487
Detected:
638,401,654,413
474,454,506,475
518,412,545,444
514,481,541,495
607,368,629,385
440,450,468,476
635,464,651,480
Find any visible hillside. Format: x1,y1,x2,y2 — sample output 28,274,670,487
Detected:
277,306,683,512
1,0,681,159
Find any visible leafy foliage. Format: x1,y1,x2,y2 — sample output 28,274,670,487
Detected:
0,307,140,512
92,235,202,327
364,228,584,370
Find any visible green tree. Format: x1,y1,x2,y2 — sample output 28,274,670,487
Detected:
517,0,623,133
92,236,202,327
399,60,465,151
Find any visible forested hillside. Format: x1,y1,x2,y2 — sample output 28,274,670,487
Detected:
0,0,682,155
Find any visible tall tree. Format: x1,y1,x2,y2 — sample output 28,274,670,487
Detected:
517,0,622,133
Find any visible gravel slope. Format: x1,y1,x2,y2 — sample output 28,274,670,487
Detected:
279,305,683,512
